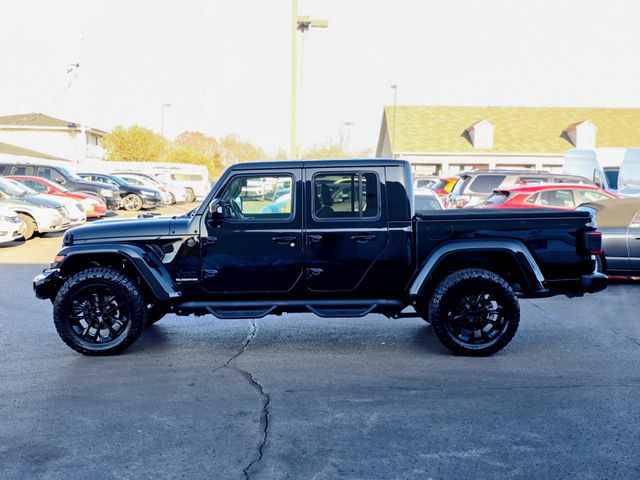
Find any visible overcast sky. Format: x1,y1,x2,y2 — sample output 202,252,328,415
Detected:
1,0,639,154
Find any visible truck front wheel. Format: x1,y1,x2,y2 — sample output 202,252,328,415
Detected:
53,267,147,355
428,268,520,356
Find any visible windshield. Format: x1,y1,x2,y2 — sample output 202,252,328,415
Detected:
0,178,21,197
604,168,619,190
618,161,640,190
415,194,441,211
58,167,83,181
109,175,129,187
451,176,470,194
482,192,509,205
7,179,37,195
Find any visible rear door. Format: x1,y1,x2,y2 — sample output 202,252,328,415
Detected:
303,167,388,292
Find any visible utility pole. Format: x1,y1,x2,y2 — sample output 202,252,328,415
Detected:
161,103,171,137
343,121,354,154
390,84,398,158
290,1,328,159
290,0,298,159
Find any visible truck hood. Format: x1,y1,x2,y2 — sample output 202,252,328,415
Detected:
65,215,193,242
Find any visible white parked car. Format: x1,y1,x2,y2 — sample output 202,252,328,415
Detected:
0,206,26,243
4,178,86,226
414,188,443,212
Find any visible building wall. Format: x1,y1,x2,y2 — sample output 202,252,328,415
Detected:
398,153,564,176
0,129,105,162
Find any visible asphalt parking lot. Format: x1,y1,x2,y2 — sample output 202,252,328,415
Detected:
1,206,639,479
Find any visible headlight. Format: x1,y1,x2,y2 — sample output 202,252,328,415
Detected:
0,215,17,222
100,188,114,197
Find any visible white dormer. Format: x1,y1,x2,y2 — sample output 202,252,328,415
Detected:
561,120,597,149
462,120,494,149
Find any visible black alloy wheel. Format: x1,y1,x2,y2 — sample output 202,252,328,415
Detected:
53,267,146,355
428,268,520,356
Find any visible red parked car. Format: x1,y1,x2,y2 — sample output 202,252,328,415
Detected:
481,183,619,210
6,175,107,218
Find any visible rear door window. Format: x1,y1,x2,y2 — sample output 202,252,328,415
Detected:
575,190,612,204
312,172,379,220
467,175,506,193
536,189,575,208
8,165,36,175
37,166,59,181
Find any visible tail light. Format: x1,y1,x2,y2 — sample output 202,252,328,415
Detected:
584,231,603,255
434,189,448,196
453,195,471,208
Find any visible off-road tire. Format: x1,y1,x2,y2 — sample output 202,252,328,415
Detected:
53,267,147,355
428,268,520,356
18,213,36,240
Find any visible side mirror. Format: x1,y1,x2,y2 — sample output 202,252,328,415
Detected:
207,199,225,225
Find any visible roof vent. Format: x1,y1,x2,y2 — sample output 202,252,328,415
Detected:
561,120,596,148
462,119,494,149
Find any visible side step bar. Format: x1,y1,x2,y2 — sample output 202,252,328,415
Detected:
173,299,406,319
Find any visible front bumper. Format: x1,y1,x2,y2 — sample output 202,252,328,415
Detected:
105,197,121,210
33,268,63,300
141,197,162,209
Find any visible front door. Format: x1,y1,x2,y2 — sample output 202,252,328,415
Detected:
627,209,640,272
200,169,303,293
304,167,388,292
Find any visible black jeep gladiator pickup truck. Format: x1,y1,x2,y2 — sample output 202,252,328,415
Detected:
34,159,607,356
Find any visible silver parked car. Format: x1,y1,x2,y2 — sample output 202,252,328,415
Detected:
0,178,70,240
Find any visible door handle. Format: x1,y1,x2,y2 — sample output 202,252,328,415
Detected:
306,234,323,245
272,236,297,244
351,234,376,243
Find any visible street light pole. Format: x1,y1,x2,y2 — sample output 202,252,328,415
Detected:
290,0,298,159
161,103,171,137
390,85,397,159
343,121,354,155
290,1,328,159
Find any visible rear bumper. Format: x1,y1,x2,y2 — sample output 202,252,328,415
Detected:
581,272,608,294
33,268,63,300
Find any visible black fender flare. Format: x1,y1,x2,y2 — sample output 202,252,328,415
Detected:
57,243,181,301
408,239,546,297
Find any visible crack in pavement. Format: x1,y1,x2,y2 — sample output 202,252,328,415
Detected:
211,320,271,480
526,299,640,347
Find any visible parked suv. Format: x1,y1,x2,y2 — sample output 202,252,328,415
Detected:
0,163,121,210
77,173,162,211
447,170,594,208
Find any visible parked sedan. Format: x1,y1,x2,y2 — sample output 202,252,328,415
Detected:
578,198,640,276
77,173,162,211
0,206,26,243
4,178,86,226
480,184,618,210
113,171,191,204
0,178,69,240
6,175,106,218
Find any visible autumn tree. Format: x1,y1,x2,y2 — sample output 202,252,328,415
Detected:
102,125,167,162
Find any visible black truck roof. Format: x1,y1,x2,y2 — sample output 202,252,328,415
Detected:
229,158,408,170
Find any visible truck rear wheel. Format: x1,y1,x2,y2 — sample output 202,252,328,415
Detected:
53,267,147,355
428,268,520,356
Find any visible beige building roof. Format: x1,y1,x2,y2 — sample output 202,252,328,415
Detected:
0,141,69,161
0,113,106,135
379,105,640,154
